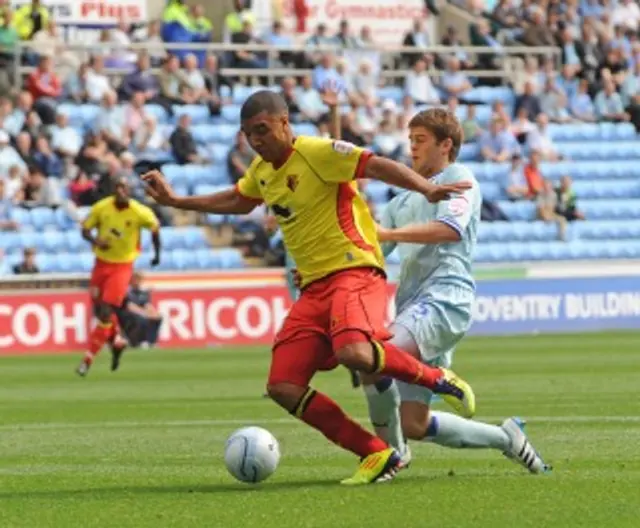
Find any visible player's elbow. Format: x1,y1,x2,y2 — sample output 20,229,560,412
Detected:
234,193,259,214
362,155,387,181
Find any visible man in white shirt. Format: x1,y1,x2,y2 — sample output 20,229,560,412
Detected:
86,55,112,104
50,111,82,158
527,113,561,161
612,0,640,32
404,58,440,105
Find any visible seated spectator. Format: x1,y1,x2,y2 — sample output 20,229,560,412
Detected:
30,20,79,78
556,175,585,221
571,79,597,122
612,0,640,35
0,10,18,65
183,53,208,103
513,56,542,95
263,20,296,67
340,112,367,146
522,7,557,47
280,77,301,119
491,100,512,127
404,58,440,105
123,91,148,142
461,104,481,143
559,27,583,70
312,53,345,93
333,19,359,49
158,55,192,109
524,150,544,197
170,114,201,165
50,111,82,159
537,179,567,240
190,4,213,39
358,25,374,47
600,47,628,87
134,115,167,154
373,117,403,161
479,117,519,162
441,57,473,100
116,272,163,348
13,1,49,41
230,20,267,68
96,90,129,154
33,135,63,178
227,131,255,184
514,81,542,120
75,130,119,177
540,77,572,123
65,63,90,103
14,132,34,167
527,113,561,161
13,247,39,275
25,56,61,125
595,79,630,122
106,17,137,66
2,92,33,139
297,74,327,122
492,0,519,30
305,23,333,65
21,166,58,208
353,59,378,106
557,65,580,102
202,54,230,116
4,165,24,203
119,53,160,104
470,19,503,70
441,26,473,69
511,107,536,144
68,169,97,206
353,100,379,140
621,60,640,108
86,55,112,104
21,110,43,141
502,153,532,200
401,18,432,67
0,179,19,231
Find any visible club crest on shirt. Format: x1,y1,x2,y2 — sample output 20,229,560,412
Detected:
286,174,299,192
448,195,469,217
332,140,355,155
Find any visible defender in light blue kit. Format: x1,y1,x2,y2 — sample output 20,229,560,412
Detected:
363,108,551,475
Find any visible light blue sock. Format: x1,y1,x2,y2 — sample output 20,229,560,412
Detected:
424,411,510,450
364,377,407,454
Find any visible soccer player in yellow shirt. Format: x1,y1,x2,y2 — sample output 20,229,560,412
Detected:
77,179,161,377
143,91,474,485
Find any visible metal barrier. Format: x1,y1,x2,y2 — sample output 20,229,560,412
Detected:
7,41,561,89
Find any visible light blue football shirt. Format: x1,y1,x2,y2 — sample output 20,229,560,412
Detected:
380,163,482,313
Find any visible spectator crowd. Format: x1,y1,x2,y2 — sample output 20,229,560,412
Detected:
1,0,639,272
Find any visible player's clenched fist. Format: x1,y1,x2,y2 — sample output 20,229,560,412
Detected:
142,170,176,205
424,181,472,203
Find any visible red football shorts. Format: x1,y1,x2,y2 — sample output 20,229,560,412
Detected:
89,259,134,308
269,267,391,386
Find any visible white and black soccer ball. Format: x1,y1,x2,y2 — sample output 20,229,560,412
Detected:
224,426,280,484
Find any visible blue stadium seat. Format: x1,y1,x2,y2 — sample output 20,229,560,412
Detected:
556,141,640,161
214,248,244,269
172,249,199,270
292,123,319,136
182,227,209,250
65,231,85,252
30,208,56,231
174,104,211,124
232,85,268,105
221,104,241,123
454,105,493,127
35,253,57,273
191,124,236,144
572,179,640,199
144,104,169,124
459,142,481,162
19,232,46,251
378,86,404,104
209,143,232,163
0,232,21,252
163,164,229,188
10,208,31,227
42,231,65,253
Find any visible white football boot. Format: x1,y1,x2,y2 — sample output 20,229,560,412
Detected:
501,417,551,474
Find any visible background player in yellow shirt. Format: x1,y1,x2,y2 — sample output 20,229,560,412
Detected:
143,91,474,485
77,179,161,377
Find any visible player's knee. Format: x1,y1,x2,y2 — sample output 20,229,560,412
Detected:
93,302,112,323
266,382,306,413
334,342,373,371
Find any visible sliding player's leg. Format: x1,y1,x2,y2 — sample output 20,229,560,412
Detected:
330,269,474,417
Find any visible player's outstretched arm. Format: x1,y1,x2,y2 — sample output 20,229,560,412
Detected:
363,156,471,203
142,170,258,214
378,221,461,244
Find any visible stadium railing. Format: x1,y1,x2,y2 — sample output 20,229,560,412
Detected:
7,42,561,88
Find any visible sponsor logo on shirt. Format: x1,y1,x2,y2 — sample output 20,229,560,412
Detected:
332,140,355,155
448,195,469,217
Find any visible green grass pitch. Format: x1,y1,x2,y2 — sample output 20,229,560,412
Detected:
1,332,640,528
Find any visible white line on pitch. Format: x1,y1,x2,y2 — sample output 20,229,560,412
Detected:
1,415,640,432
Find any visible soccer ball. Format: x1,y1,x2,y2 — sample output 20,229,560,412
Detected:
224,426,281,483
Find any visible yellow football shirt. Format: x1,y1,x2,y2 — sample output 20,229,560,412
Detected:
235,136,384,288
83,197,159,264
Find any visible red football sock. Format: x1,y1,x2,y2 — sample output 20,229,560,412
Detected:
84,322,114,365
294,388,388,458
372,340,443,388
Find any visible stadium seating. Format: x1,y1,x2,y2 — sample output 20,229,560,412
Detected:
3,85,640,273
